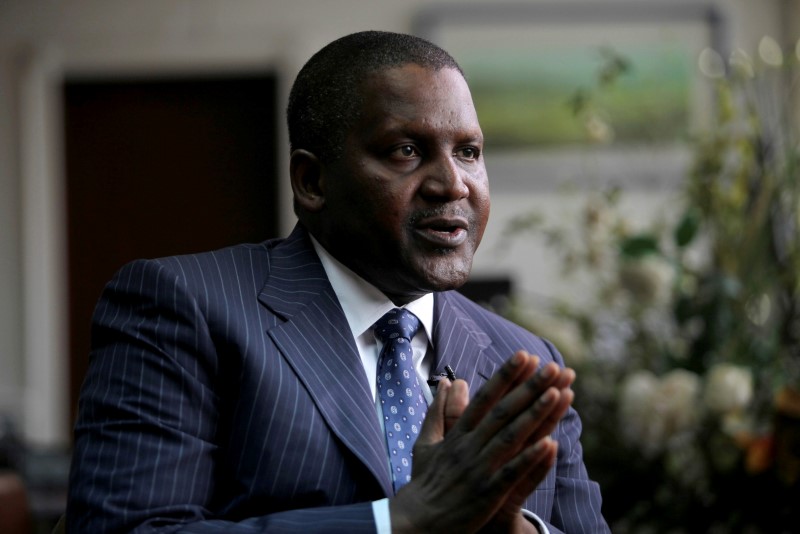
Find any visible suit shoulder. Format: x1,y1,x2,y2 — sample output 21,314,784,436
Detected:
99,239,286,307
445,290,532,335
115,238,279,279
442,290,564,365
157,239,278,269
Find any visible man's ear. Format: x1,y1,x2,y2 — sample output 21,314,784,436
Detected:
290,149,326,213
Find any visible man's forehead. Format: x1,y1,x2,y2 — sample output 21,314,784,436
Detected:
357,65,473,114
342,66,481,146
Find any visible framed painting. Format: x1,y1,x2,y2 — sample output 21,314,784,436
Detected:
413,2,727,191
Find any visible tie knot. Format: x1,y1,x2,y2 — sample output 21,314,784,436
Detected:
374,308,420,345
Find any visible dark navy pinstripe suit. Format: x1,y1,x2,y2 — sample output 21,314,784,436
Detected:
66,224,609,533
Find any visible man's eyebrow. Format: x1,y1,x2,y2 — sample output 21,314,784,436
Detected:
376,124,483,141
459,133,484,143
450,131,484,147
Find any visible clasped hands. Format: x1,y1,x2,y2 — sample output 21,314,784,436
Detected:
390,350,575,533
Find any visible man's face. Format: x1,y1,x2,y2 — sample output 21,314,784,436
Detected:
316,64,490,304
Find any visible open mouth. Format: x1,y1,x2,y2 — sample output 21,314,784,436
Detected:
414,217,469,247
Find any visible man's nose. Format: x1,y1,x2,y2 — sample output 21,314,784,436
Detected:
419,154,470,201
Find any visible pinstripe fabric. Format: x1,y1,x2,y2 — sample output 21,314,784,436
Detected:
67,224,608,533
433,293,610,533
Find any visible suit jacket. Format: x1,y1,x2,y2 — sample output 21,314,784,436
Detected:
66,224,609,533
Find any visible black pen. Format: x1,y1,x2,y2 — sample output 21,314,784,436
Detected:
426,366,457,388
445,365,456,382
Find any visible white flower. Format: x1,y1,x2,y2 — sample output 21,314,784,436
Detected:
545,324,586,366
591,316,634,364
619,370,659,452
729,48,754,79
618,256,674,305
758,36,783,67
698,48,725,79
703,363,753,414
585,113,614,144
619,369,702,456
658,369,702,435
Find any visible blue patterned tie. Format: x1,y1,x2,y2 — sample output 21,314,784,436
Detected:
374,308,426,493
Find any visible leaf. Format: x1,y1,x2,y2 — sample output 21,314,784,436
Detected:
674,209,701,247
597,47,632,86
619,234,660,258
567,88,590,116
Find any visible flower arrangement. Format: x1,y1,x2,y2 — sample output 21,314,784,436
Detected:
505,38,800,532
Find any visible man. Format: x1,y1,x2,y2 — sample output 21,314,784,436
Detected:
67,31,609,533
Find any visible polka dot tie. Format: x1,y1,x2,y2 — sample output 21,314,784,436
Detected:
374,308,426,493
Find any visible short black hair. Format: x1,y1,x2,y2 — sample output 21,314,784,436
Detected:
286,31,463,163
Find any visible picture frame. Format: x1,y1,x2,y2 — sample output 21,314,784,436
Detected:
413,2,728,191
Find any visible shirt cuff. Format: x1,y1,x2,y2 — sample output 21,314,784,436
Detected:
372,498,392,534
522,508,550,534
375,499,545,534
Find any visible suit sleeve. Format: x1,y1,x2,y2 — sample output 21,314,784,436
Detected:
524,339,611,534
66,258,377,533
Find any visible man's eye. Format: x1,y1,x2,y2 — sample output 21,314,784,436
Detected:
457,147,480,159
391,145,418,158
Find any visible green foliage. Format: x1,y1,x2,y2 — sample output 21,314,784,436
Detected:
674,208,700,247
506,39,800,532
619,234,660,258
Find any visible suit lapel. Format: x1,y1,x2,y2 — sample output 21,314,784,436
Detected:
257,225,393,497
432,292,504,397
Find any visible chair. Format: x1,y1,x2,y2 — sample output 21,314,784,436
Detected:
0,470,32,534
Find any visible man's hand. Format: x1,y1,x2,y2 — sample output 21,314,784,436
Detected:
481,362,575,534
389,351,574,533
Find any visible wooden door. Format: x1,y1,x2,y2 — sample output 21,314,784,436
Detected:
63,74,279,423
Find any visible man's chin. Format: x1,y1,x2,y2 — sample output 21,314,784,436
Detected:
415,259,473,292
380,269,471,305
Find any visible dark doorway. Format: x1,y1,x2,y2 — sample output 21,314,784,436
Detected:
63,74,279,424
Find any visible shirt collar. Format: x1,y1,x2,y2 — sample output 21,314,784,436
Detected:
310,235,434,345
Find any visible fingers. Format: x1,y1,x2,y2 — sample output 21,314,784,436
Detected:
492,437,559,506
416,377,451,446
442,351,574,483
510,437,558,485
395,351,573,532
516,387,573,452
553,367,576,390
465,360,573,451
470,436,559,513
455,351,539,432
444,379,469,433
476,385,570,471
417,376,475,445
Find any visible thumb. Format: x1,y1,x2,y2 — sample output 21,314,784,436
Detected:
416,379,451,445
444,379,469,433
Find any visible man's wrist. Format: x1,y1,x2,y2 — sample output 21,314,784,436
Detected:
478,512,540,534
521,509,549,534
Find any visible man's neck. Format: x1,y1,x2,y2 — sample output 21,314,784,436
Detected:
309,234,434,344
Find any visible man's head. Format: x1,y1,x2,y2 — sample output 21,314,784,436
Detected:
287,31,463,163
289,31,490,305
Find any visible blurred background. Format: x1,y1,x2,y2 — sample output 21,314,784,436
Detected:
0,1,798,532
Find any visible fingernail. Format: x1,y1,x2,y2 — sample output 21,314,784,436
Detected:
538,388,557,406
532,437,551,453
539,363,555,380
